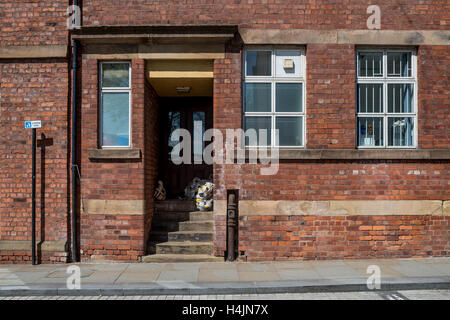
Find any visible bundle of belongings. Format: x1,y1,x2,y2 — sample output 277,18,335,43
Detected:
184,177,214,211
153,180,167,201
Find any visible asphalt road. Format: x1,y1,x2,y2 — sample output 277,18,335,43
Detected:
0,289,449,300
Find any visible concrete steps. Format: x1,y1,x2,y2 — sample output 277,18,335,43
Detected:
168,231,214,242
189,211,214,221
156,241,213,255
179,221,214,232
144,200,220,262
150,222,180,233
152,211,190,222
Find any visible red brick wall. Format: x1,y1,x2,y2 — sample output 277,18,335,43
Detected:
306,44,356,149
418,45,450,149
0,251,68,264
0,59,70,263
80,59,146,200
1,0,448,263
82,1,448,31
79,58,159,261
210,32,449,261
212,42,450,199
144,78,159,249
228,162,450,201
239,215,450,261
0,0,70,263
213,40,242,255
80,214,146,261
0,0,69,46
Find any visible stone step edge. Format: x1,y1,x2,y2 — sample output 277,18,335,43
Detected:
142,254,223,263
156,241,213,247
168,231,214,235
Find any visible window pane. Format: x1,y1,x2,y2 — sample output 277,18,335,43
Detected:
358,52,383,77
276,83,303,112
388,84,414,113
275,50,301,77
167,111,181,159
245,83,271,112
193,112,205,163
276,117,303,146
245,117,271,146
388,52,412,77
388,117,414,147
102,63,130,88
358,117,383,147
102,92,130,146
246,51,271,76
358,84,383,113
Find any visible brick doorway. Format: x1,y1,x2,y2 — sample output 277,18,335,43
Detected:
158,97,213,198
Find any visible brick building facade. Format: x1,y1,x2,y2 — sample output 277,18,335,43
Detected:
0,1,449,263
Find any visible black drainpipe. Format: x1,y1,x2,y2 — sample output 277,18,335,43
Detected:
71,0,80,263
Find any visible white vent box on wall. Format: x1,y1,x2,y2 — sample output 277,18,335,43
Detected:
275,50,301,77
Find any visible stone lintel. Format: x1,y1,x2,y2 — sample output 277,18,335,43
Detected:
82,43,226,60
239,28,450,46
0,45,68,59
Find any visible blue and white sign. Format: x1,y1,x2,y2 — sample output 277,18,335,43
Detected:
25,120,42,129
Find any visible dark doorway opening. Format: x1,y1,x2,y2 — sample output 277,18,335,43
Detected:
159,97,213,199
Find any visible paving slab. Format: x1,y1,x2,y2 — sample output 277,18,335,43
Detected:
238,271,280,281
236,263,277,272
315,266,366,279
272,261,314,270
115,270,160,283
124,263,165,272
162,263,202,270
198,262,238,269
390,264,441,278
307,260,348,267
157,269,199,282
198,269,239,282
278,269,322,281
81,270,124,284
427,264,450,276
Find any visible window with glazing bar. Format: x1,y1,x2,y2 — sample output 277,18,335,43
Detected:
100,62,131,147
244,48,306,147
357,50,417,148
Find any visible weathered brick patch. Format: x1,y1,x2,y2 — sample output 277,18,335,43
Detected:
238,215,450,261
0,251,68,264
80,214,147,262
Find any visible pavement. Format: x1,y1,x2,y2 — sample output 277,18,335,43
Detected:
0,257,449,296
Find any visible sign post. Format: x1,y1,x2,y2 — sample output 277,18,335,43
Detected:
25,121,41,265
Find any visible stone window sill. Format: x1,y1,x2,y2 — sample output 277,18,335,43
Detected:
87,148,141,160
244,148,450,160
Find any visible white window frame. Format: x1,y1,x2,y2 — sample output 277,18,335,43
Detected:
356,49,418,149
243,47,306,148
99,61,132,148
